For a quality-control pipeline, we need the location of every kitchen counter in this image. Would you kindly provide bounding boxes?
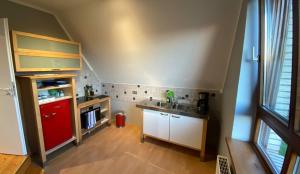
[76,95,109,106]
[136,99,209,119]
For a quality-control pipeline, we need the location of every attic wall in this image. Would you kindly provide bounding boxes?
[57,0,243,91]
[218,0,248,155]
[0,1,102,97]
[232,0,259,141]
[0,1,67,39]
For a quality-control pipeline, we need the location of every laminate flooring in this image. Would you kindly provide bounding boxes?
[45,125,216,174]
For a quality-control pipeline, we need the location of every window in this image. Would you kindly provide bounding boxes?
[253,0,300,173]
[263,0,293,121]
[273,5,293,119]
[293,156,300,174]
[258,121,287,173]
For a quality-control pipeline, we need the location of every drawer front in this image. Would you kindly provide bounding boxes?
[40,99,73,151]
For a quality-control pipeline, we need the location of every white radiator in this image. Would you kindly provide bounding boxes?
[216,155,231,174]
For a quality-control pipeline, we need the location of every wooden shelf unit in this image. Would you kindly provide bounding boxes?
[77,97,111,142]
[17,74,79,166]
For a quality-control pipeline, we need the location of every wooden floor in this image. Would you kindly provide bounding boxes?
[45,125,216,174]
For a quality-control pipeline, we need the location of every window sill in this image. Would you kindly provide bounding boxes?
[226,138,267,174]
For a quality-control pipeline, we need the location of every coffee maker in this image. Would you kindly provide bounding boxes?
[197,92,209,114]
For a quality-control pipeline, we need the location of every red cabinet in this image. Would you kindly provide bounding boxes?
[40,99,73,151]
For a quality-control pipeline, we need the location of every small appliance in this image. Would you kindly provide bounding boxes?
[197,92,209,114]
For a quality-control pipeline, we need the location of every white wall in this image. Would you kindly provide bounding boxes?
[232,0,259,141]
[56,0,242,90]
[218,0,247,155]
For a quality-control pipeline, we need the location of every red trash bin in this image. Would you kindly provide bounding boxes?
[115,112,126,127]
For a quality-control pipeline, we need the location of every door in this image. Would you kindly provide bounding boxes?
[40,99,73,151]
[143,110,169,141]
[0,18,27,155]
[170,114,203,149]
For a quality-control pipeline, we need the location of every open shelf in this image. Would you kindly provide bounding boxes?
[101,108,109,113]
[37,84,72,91]
[39,96,72,105]
[81,118,109,136]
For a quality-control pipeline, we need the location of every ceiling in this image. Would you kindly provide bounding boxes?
[9,0,243,90]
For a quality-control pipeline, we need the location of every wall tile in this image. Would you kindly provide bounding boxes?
[75,61,102,97]
[101,82,220,107]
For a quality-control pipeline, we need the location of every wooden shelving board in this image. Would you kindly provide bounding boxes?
[37,84,72,91]
[45,136,76,155]
[39,96,72,105]
[81,118,109,136]
[101,108,108,113]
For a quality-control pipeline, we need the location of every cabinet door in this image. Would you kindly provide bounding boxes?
[12,31,82,72]
[143,110,169,141]
[17,54,81,71]
[170,114,203,149]
[40,99,73,151]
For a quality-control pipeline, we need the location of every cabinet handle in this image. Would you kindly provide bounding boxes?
[160,113,168,116]
[44,114,50,118]
[52,112,57,116]
[172,115,180,118]
[51,68,61,71]
[54,105,62,109]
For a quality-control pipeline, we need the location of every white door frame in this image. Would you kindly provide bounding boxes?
[0,18,27,155]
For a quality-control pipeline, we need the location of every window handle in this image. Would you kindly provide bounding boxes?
[172,115,180,118]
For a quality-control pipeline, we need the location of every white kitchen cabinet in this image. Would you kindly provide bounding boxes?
[143,109,169,141]
[141,109,208,160]
[169,114,203,149]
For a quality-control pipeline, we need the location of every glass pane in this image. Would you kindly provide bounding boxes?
[263,0,293,120]
[294,156,300,174]
[19,55,81,69]
[258,121,287,173]
[17,35,80,54]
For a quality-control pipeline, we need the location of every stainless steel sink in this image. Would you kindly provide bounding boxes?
[156,101,187,110]
[156,101,168,107]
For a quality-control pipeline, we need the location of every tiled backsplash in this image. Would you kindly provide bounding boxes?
[75,61,102,97]
[101,82,219,106]
[101,82,221,125]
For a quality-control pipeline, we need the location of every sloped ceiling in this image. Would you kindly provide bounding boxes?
[9,0,242,91]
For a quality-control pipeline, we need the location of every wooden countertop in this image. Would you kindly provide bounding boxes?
[0,153,30,174]
[226,138,266,174]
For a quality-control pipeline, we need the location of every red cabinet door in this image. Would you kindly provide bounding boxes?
[40,99,73,151]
